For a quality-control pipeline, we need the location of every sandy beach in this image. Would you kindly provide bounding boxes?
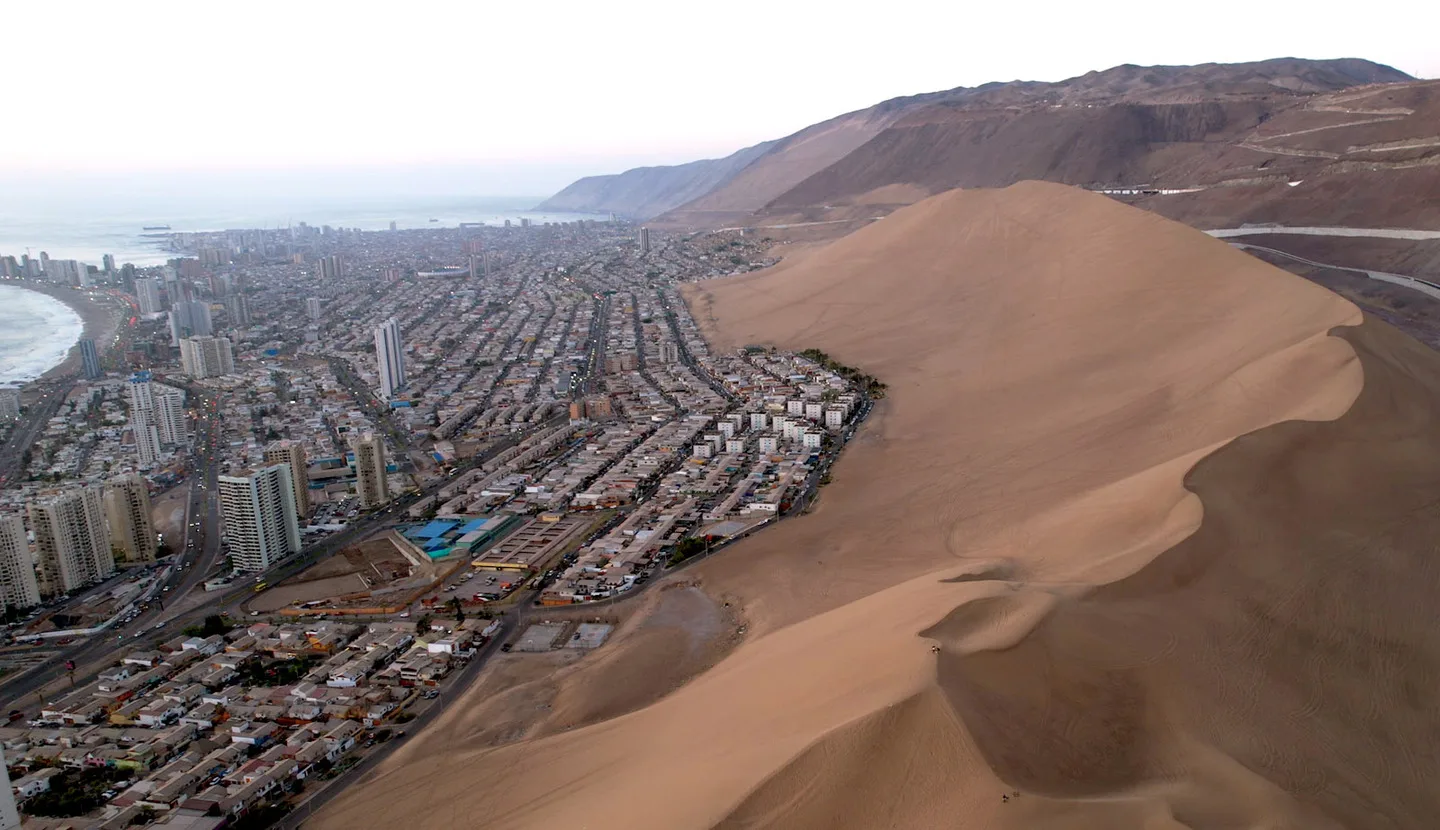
[8,279,125,382]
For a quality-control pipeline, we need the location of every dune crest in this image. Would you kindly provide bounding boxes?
[315,183,1388,829]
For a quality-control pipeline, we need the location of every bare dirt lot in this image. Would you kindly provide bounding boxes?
[251,535,437,612]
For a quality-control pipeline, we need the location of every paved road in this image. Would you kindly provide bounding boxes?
[0,385,224,710]
[1209,226,1440,241]
[1230,242,1440,302]
[0,378,73,486]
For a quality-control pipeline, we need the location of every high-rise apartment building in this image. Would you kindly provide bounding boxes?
[263,441,311,518]
[132,418,162,467]
[315,255,344,280]
[129,372,185,464]
[224,294,251,327]
[638,226,651,253]
[79,338,102,379]
[102,253,116,273]
[659,342,680,364]
[374,317,405,401]
[169,299,213,345]
[153,384,186,445]
[134,277,162,314]
[180,335,234,378]
[104,473,156,563]
[219,465,300,572]
[306,297,323,319]
[350,433,390,508]
[0,514,41,609]
[30,487,114,597]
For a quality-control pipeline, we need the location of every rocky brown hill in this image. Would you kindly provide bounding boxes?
[534,141,776,219]
[538,58,1416,224]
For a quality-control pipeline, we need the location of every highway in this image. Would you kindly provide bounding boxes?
[1208,226,1440,241]
[0,382,224,710]
[1229,242,1440,302]
[0,378,74,487]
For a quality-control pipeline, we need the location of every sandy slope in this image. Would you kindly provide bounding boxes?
[314,183,1406,829]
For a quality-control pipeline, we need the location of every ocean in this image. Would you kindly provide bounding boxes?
[0,193,600,268]
[0,285,85,386]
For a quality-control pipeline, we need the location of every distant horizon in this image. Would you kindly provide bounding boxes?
[7,0,1438,194]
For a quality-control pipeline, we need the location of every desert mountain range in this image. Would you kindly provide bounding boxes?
[539,57,1440,237]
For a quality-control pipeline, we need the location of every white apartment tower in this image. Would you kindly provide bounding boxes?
[132,420,162,467]
[180,335,235,378]
[306,297,323,319]
[153,384,187,444]
[0,515,41,609]
[30,487,114,597]
[351,433,390,508]
[134,277,162,314]
[104,473,156,563]
[129,372,185,464]
[219,464,300,572]
[169,299,213,345]
[263,440,311,518]
[374,317,406,401]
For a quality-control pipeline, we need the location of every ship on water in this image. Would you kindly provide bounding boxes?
[141,224,171,231]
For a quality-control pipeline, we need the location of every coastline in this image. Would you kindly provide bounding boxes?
[5,280,123,383]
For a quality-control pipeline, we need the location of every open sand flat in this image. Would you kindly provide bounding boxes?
[314,182,1440,829]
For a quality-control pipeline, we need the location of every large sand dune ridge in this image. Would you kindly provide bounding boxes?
[315,182,1440,829]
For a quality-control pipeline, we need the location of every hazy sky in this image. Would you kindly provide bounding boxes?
[5,0,1438,194]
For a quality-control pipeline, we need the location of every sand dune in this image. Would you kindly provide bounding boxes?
[314,182,1440,829]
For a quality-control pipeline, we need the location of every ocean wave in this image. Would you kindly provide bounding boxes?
[0,286,85,385]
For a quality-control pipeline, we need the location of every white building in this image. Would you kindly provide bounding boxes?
[749,412,767,430]
[374,317,406,401]
[802,432,824,449]
[351,433,390,508]
[0,514,41,609]
[306,297,323,319]
[134,277,162,315]
[787,400,804,416]
[132,418,162,467]
[758,435,779,455]
[154,383,187,444]
[169,299,213,345]
[0,389,20,422]
[180,335,235,378]
[29,487,114,598]
[104,473,156,563]
[0,748,21,830]
[219,465,300,572]
[824,408,845,428]
[129,372,185,463]
[805,402,824,421]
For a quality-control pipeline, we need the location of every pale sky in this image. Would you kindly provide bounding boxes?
[4,0,1438,193]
